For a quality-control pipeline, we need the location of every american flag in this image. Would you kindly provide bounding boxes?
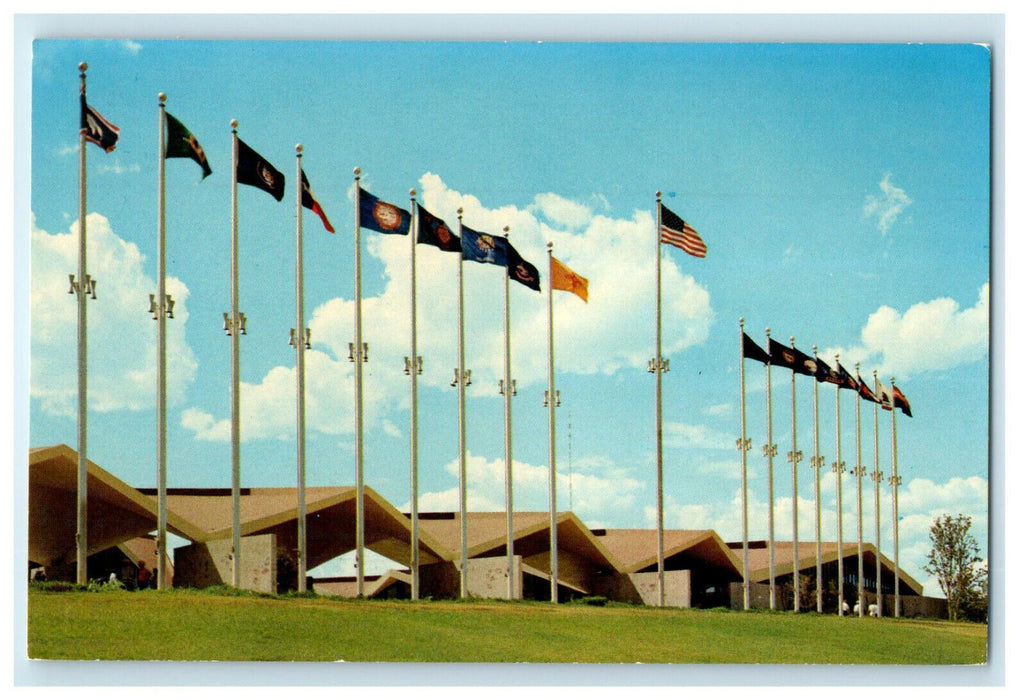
[659,203,706,258]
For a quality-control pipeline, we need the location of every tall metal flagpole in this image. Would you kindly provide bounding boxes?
[833,355,845,616]
[75,62,91,586]
[788,337,803,613]
[408,190,421,601]
[872,369,883,616]
[764,329,777,611]
[547,243,559,604]
[156,93,169,590]
[854,364,866,616]
[456,208,469,599]
[811,346,824,613]
[294,145,308,593]
[653,192,665,608]
[737,319,752,611]
[890,376,901,618]
[229,119,242,589]
[501,226,516,601]
[353,168,366,597]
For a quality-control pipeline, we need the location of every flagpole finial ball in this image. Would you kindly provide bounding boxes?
[410,189,416,197]
[790,336,795,344]
[739,317,744,325]
[765,327,771,336]
[79,62,88,73]
[296,144,303,154]
[230,119,238,129]
[656,190,662,198]
[354,167,361,177]
[503,226,510,234]
[457,207,463,216]
[813,345,818,354]
[547,242,553,251]
[158,92,167,103]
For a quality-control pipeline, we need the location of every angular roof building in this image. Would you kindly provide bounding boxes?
[28,444,931,614]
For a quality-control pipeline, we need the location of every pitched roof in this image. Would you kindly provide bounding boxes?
[595,528,743,576]
[729,540,923,595]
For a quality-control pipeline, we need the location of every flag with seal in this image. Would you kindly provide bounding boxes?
[358,187,410,235]
[236,138,284,201]
[461,226,510,266]
[836,361,859,391]
[508,245,541,292]
[815,356,842,385]
[768,337,816,375]
[417,206,461,252]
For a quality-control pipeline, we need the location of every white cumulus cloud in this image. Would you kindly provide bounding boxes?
[31,213,198,417]
[826,283,988,378]
[182,175,714,442]
[414,451,645,527]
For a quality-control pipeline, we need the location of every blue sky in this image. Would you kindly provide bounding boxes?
[25,34,992,596]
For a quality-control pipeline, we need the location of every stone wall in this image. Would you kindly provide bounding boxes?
[174,534,277,593]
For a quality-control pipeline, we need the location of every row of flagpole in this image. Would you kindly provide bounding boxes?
[738,323,912,617]
[77,68,598,598]
[79,64,913,619]
[78,65,725,607]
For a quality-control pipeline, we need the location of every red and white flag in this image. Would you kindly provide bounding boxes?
[659,202,707,258]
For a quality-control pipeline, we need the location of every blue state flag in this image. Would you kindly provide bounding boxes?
[461,225,510,267]
[359,187,411,235]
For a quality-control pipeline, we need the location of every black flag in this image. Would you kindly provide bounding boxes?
[236,137,284,201]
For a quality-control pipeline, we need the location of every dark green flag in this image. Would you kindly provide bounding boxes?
[165,112,212,178]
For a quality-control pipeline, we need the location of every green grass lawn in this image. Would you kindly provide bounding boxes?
[27,585,987,664]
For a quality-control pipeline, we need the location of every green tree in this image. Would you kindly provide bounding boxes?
[924,514,987,622]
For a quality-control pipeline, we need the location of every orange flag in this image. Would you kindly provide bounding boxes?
[551,256,588,303]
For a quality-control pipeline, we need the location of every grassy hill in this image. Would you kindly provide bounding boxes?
[27,585,987,664]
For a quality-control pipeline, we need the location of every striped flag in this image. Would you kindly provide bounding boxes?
[659,203,706,258]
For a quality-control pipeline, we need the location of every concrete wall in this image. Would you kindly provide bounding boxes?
[466,556,522,600]
[174,534,277,594]
[628,571,691,608]
[592,570,691,607]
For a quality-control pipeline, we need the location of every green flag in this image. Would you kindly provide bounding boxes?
[165,112,212,178]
